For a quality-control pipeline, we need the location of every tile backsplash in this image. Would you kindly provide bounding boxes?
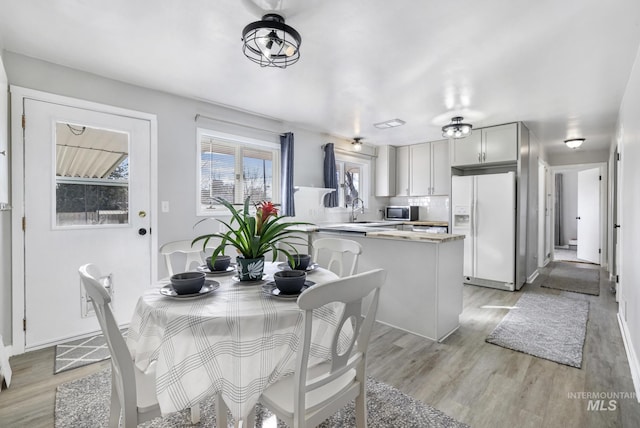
[388,195,450,222]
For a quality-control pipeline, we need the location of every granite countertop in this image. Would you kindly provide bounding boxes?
[362,230,464,243]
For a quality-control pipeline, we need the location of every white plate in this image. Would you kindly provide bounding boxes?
[197,265,235,275]
[231,273,268,283]
[160,280,220,299]
[262,281,315,299]
[276,262,319,273]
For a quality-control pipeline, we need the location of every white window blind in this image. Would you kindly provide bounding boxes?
[199,131,279,214]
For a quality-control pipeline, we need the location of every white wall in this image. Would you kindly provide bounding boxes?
[616,41,640,398]
[0,53,10,342]
[0,51,388,346]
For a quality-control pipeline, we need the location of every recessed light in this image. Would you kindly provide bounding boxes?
[374,119,406,129]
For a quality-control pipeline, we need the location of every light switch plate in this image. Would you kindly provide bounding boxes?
[161,201,170,212]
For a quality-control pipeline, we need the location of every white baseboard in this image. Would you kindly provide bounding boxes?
[527,269,539,284]
[617,312,640,403]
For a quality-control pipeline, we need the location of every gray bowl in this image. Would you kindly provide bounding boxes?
[274,270,307,294]
[170,271,206,295]
[288,254,311,271]
[206,255,231,271]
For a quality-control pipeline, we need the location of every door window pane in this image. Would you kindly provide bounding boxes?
[55,123,129,226]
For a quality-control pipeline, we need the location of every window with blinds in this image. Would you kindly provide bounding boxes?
[199,132,279,214]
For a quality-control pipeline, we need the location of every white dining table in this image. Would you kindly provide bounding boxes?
[126,262,342,423]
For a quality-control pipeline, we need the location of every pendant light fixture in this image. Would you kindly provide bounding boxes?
[242,13,301,68]
[442,116,473,139]
[352,137,363,151]
[564,138,585,149]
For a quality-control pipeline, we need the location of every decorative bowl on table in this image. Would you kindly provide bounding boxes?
[288,254,311,271]
[206,255,231,271]
[273,270,307,294]
[170,271,206,295]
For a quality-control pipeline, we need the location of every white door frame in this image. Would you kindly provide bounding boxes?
[10,86,158,355]
[549,162,607,267]
[537,159,551,267]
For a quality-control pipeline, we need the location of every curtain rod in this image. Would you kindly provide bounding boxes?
[321,143,376,158]
[195,114,284,136]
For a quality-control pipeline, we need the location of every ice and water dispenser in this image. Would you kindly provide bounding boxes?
[453,206,470,229]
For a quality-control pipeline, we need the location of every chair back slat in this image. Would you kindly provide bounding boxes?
[295,268,385,412]
[312,238,363,277]
[78,263,138,423]
[159,239,220,277]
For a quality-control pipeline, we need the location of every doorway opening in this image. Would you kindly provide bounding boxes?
[550,163,606,266]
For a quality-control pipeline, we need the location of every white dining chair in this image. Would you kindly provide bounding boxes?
[258,268,386,428]
[312,237,363,277]
[159,239,220,277]
[78,263,201,427]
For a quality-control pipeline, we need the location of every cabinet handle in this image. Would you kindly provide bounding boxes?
[483,152,486,161]
[478,152,481,162]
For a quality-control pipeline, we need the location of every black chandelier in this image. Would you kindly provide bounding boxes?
[442,116,473,139]
[241,14,301,68]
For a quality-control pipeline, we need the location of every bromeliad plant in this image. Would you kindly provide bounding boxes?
[193,197,310,274]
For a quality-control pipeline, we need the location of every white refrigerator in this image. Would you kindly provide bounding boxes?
[451,171,516,291]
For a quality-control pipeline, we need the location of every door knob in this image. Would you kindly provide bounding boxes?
[614,224,621,228]
[576,217,581,220]
[138,228,147,236]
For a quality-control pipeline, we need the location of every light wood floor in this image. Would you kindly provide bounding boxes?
[1,262,638,427]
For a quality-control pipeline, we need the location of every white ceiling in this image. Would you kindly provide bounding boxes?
[2,0,640,158]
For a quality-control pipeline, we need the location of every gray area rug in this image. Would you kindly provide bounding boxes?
[54,329,126,374]
[541,262,600,296]
[55,368,469,427]
[486,292,589,368]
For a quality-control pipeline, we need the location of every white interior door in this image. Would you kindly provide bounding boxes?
[23,98,152,348]
[577,167,600,263]
[475,172,516,284]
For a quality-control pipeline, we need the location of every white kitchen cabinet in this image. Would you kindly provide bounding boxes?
[406,140,450,196]
[396,145,410,196]
[410,143,431,196]
[375,145,396,197]
[450,122,518,167]
[431,139,451,195]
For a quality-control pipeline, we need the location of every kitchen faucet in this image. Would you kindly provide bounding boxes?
[350,197,365,222]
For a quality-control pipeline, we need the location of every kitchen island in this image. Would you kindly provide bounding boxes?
[312,228,464,342]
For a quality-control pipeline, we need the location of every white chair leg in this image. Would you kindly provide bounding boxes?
[108,380,121,428]
[190,402,201,424]
[355,382,367,428]
[216,393,228,428]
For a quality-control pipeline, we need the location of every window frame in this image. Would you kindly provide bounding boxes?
[334,152,370,209]
[196,128,281,217]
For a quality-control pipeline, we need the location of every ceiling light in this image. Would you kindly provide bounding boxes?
[442,116,473,139]
[564,138,585,149]
[352,137,363,151]
[374,119,406,129]
[242,13,301,68]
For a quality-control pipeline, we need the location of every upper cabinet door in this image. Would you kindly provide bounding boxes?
[375,145,396,197]
[450,132,482,167]
[431,139,450,195]
[482,123,518,164]
[410,143,431,196]
[395,145,410,196]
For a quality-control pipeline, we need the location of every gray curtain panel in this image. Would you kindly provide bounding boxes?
[555,173,563,246]
[280,132,295,216]
[323,143,339,207]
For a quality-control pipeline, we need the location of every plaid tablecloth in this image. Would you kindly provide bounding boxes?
[126,263,341,422]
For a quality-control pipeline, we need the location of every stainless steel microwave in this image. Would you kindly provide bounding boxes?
[385,206,419,221]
